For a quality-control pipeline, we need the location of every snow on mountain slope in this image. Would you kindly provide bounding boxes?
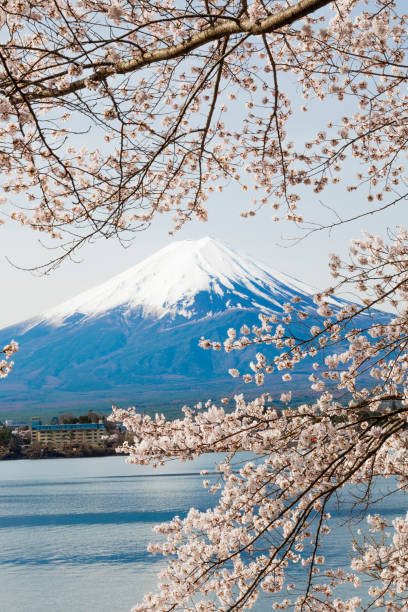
[36,237,319,326]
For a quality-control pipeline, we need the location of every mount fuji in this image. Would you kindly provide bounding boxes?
[0,237,390,419]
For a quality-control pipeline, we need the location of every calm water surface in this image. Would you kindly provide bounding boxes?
[0,455,406,612]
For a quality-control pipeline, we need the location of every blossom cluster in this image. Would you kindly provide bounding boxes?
[0,340,18,378]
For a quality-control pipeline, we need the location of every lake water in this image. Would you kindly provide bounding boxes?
[0,455,406,612]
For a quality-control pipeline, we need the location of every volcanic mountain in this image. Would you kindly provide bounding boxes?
[0,237,390,419]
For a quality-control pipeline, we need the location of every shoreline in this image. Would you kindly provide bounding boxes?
[0,447,126,461]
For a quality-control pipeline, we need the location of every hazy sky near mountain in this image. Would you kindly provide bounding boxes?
[0,79,404,329]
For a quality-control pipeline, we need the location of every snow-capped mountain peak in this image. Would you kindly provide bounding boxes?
[0,237,391,415]
[38,237,317,326]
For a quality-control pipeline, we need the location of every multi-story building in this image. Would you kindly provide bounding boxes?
[31,417,106,446]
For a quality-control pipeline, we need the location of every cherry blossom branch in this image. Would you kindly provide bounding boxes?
[13,0,332,101]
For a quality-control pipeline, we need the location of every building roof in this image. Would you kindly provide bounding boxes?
[31,423,106,431]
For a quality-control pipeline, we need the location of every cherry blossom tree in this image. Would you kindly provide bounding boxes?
[3,0,408,609]
[110,226,408,611]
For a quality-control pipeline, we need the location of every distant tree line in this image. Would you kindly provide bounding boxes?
[53,410,106,425]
